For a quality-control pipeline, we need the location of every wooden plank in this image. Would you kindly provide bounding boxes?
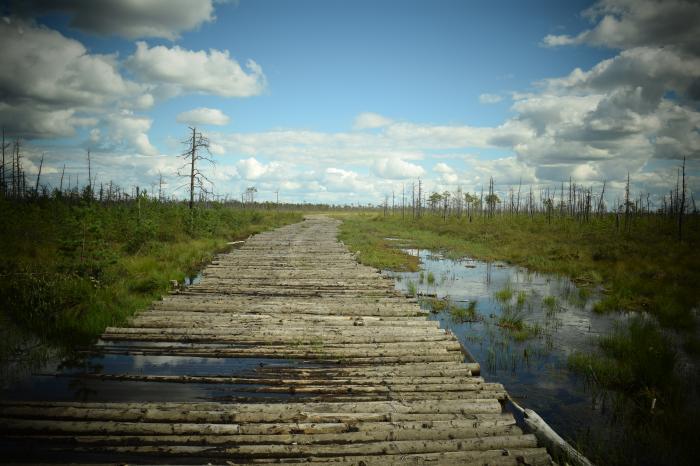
[0,216,554,464]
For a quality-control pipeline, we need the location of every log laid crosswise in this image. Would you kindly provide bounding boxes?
[0,216,553,465]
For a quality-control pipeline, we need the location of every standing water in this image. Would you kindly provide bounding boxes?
[384,248,628,455]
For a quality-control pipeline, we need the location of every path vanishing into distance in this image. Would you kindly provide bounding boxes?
[1,216,554,465]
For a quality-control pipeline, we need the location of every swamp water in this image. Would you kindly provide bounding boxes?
[384,247,627,457]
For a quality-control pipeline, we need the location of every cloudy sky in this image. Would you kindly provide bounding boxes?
[1,0,698,205]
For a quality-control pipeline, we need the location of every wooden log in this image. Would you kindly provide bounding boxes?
[43,434,538,457]
[0,399,504,415]
[219,448,553,466]
[4,424,523,445]
[51,374,489,387]
[86,349,465,363]
[0,405,514,424]
[509,399,593,466]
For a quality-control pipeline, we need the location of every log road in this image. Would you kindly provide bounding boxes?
[0,215,553,465]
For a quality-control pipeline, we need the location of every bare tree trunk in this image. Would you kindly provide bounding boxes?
[1,128,5,196]
[34,153,44,194]
[678,157,686,241]
[59,164,65,193]
[189,127,196,210]
[87,148,92,200]
[624,172,630,233]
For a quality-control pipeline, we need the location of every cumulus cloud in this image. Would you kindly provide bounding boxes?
[10,0,218,40]
[176,107,230,126]
[479,93,503,104]
[434,162,459,184]
[323,168,367,192]
[127,42,266,98]
[104,111,159,156]
[373,158,425,179]
[236,157,288,181]
[353,112,393,130]
[542,0,700,54]
[0,18,144,138]
[518,0,700,188]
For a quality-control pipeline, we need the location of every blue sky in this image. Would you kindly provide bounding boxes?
[1,0,698,205]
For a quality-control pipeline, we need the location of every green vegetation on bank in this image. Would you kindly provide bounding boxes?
[337,212,699,332]
[0,197,301,352]
[337,211,699,466]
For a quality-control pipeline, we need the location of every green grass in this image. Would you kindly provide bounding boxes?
[543,295,558,313]
[494,285,514,303]
[449,301,480,322]
[420,297,448,313]
[426,271,436,285]
[336,211,699,466]
[336,214,419,271]
[337,212,699,332]
[567,316,697,466]
[495,306,541,341]
[406,279,417,297]
[0,197,301,350]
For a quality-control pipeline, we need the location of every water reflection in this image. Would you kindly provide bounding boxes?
[384,249,627,446]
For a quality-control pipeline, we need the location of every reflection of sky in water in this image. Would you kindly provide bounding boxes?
[1,353,324,403]
[385,249,627,442]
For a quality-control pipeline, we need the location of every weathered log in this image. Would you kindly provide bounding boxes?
[509,399,594,466]
[39,434,538,457]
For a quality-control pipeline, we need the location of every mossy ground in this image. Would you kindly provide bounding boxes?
[0,197,301,349]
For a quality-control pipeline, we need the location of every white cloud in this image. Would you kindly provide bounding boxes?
[209,142,226,155]
[104,111,159,156]
[323,168,367,192]
[13,0,218,40]
[236,157,268,180]
[479,93,503,104]
[236,157,287,181]
[353,112,393,130]
[0,18,145,138]
[127,42,266,98]
[434,162,459,184]
[542,0,700,54]
[373,158,425,179]
[177,107,230,126]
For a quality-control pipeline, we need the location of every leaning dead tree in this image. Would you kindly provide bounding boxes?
[178,127,214,210]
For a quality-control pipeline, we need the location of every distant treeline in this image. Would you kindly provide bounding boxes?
[380,160,695,240]
[0,131,358,212]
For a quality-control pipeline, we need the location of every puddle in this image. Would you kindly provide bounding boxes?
[384,248,628,448]
[0,352,333,403]
[183,271,203,286]
[0,239,250,399]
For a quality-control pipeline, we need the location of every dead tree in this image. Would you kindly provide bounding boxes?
[158,171,165,202]
[178,127,214,210]
[1,128,9,196]
[34,153,44,195]
[678,157,686,241]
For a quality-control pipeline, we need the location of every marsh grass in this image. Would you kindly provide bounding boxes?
[406,279,417,297]
[337,212,699,465]
[426,271,436,285]
[0,198,301,351]
[449,301,480,322]
[494,284,514,303]
[543,295,558,314]
[337,212,699,333]
[568,315,698,466]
